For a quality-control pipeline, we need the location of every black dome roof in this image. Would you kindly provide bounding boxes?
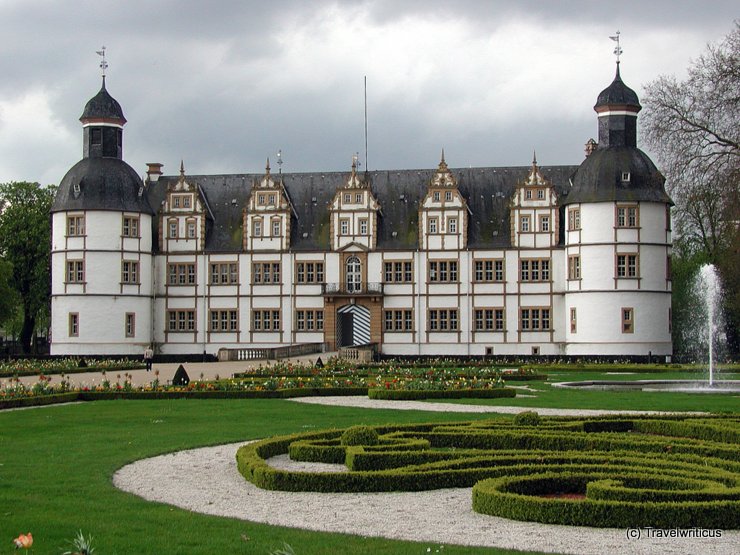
[564,146,671,205]
[594,65,641,110]
[52,157,153,213]
[80,80,126,123]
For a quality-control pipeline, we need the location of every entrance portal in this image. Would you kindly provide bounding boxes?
[336,304,371,347]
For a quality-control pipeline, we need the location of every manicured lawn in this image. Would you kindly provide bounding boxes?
[434,370,740,412]
[0,400,537,555]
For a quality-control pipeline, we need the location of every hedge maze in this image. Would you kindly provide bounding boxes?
[237,415,740,529]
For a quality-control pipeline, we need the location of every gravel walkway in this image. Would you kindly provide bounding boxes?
[113,442,737,555]
[287,395,704,416]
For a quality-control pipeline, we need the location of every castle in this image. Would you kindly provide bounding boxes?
[50,62,673,357]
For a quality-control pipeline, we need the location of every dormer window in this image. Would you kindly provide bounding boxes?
[269,194,276,205]
[258,194,266,205]
[173,196,180,208]
[253,218,262,237]
[445,191,452,202]
[355,193,362,203]
[433,191,440,202]
[525,190,532,200]
[448,217,457,234]
[183,196,191,208]
[622,172,631,182]
[344,193,351,203]
[271,218,281,237]
[537,189,545,199]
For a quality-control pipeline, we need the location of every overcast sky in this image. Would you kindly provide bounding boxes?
[0,1,737,185]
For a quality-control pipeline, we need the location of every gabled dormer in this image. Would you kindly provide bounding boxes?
[419,151,469,250]
[328,157,381,252]
[243,159,294,251]
[510,154,558,248]
[159,162,210,252]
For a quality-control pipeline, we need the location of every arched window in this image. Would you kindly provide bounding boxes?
[345,256,361,293]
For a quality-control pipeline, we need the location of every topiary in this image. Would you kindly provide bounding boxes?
[340,425,379,446]
[514,410,541,426]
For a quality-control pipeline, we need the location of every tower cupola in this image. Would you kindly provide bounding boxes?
[80,77,126,159]
[594,63,641,148]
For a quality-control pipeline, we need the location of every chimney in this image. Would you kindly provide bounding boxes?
[146,163,163,182]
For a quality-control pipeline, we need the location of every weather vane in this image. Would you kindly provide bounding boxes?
[277,149,283,175]
[609,31,622,63]
[96,46,108,77]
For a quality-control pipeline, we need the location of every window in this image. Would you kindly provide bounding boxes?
[568,255,581,280]
[355,193,363,203]
[384,309,413,332]
[539,215,550,232]
[210,262,239,284]
[537,189,545,199]
[67,215,85,236]
[269,194,276,205]
[428,260,458,283]
[520,215,530,232]
[209,309,239,332]
[520,259,550,282]
[622,307,634,334]
[66,260,85,283]
[525,189,532,200]
[183,195,191,208]
[258,194,266,205]
[474,259,504,282]
[616,205,639,228]
[173,196,180,208]
[340,218,350,235]
[121,260,139,284]
[91,128,102,145]
[296,309,325,331]
[168,219,178,238]
[383,261,413,283]
[296,262,324,284]
[186,220,196,239]
[433,191,440,202]
[666,206,672,232]
[253,309,280,331]
[520,308,551,331]
[448,218,457,234]
[359,218,368,235]
[570,307,577,333]
[473,308,505,331]
[171,194,192,209]
[568,208,581,230]
[252,262,281,284]
[125,313,135,337]
[272,219,281,237]
[69,313,79,337]
[428,217,438,234]
[616,254,639,278]
[253,218,262,237]
[122,215,139,238]
[344,193,351,203]
[621,172,631,182]
[167,310,196,332]
[445,190,452,202]
[667,255,672,280]
[428,309,458,331]
[167,263,196,285]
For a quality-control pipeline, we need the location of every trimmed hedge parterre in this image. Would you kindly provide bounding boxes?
[236,414,740,529]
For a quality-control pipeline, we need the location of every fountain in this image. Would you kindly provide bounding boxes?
[555,263,739,394]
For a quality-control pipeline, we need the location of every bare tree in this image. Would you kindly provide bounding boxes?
[642,22,739,259]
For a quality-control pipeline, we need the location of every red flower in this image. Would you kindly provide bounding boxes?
[13,532,33,549]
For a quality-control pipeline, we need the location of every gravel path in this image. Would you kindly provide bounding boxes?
[113,442,737,555]
[287,395,704,416]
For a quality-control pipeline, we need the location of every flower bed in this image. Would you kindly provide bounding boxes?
[236,415,740,528]
[0,357,143,378]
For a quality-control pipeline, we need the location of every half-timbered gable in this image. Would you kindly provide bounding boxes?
[419,152,469,251]
[243,160,294,252]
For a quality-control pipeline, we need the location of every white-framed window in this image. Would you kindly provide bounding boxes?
[272,218,281,237]
[537,189,545,199]
[340,218,350,235]
[520,259,550,282]
[167,310,196,332]
[252,262,281,284]
[355,193,363,203]
[568,208,581,230]
[66,260,85,283]
[344,193,351,203]
[428,217,438,234]
[384,309,413,332]
[295,309,325,331]
[252,309,281,332]
[295,262,324,284]
[258,194,266,205]
[568,255,581,280]
[520,215,530,232]
[428,260,458,283]
[168,219,178,238]
[616,254,639,278]
[473,308,505,331]
[433,191,440,202]
[67,215,85,237]
[570,307,577,333]
[616,205,639,228]
[445,191,452,202]
[125,312,135,338]
[539,215,550,232]
[253,218,262,237]
[121,260,139,284]
[167,263,196,285]
[210,262,239,284]
[209,309,239,332]
[269,194,276,205]
[186,220,196,239]
[69,313,79,337]
[122,215,139,238]
[383,261,413,283]
[448,217,457,234]
[428,309,458,331]
[359,218,368,235]
[474,259,504,282]
[520,307,551,331]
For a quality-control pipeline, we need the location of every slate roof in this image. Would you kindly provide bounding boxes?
[80,80,126,123]
[52,157,153,214]
[564,146,672,206]
[595,65,641,110]
[148,165,579,253]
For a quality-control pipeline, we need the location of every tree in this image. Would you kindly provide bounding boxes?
[0,258,19,326]
[642,23,740,356]
[0,182,56,353]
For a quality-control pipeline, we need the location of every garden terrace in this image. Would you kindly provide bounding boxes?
[237,415,740,529]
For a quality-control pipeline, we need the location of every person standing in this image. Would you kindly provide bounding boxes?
[144,345,154,372]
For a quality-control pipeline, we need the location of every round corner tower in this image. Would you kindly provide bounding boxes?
[562,63,673,356]
[50,78,154,355]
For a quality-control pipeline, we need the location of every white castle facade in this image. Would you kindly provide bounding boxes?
[50,64,673,357]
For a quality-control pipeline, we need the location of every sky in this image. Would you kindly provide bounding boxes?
[0,1,737,185]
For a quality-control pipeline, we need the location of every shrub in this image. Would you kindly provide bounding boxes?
[513,411,541,426]
[341,425,379,446]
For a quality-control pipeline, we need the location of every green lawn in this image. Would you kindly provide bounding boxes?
[432,370,740,412]
[0,400,537,555]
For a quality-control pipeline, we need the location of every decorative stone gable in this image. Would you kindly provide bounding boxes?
[243,159,293,251]
[160,161,208,252]
[510,154,558,249]
[328,157,381,252]
[419,151,468,250]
